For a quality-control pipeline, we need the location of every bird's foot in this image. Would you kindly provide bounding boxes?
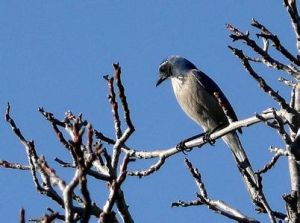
[176,133,207,153]
[176,140,192,154]
[203,132,216,145]
[202,125,227,146]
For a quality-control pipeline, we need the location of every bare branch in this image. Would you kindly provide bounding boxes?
[127,110,279,176]
[94,129,115,145]
[279,77,296,88]
[80,174,91,223]
[113,63,135,132]
[63,169,80,222]
[228,6,300,221]
[227,24,300,78]
[262,109,293,145]
[86,123,93,154]
[251,18,300,66]
[54,158,75,168]
[105,64,135,174]
[171,199,202,207]
[103,75,122,139]
[0,160,30,170]
[128,156,165,177]
[5,102,28,144]
[228,46,294,111]
[184,158,208,198]
[256,146,288,175]
[29,209,65,223]
[115,189,134,223]
[103,154,132,213]
[38,107,71,151]
[284,0,300,53]
[5,103,54,198]
[172,158,259,223]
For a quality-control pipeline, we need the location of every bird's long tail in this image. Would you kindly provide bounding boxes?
[222,132,259,199]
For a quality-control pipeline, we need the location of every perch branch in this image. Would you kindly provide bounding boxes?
[127,109,280,176]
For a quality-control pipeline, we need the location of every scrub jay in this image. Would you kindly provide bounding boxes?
[156,55,258,188]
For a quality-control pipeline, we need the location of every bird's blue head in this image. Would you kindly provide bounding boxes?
[156,56,197,86]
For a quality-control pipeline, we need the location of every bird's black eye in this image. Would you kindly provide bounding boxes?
[159,62,171,75]
[159,65,165,73]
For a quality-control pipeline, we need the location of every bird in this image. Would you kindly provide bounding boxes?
[156,55,258,195]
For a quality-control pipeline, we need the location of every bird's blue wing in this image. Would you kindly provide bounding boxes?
[191,69,242,133]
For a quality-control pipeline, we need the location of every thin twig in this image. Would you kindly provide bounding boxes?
[38,107,71,151]
[256,147,286,175]
[279,77,296,88]
[227,24,300,78]
[228,46,294,112]
[113,63,135,132]
[103,75,122,139]
[0,160,30,170]
[106,64,135,174]
[251,18,300,66]
[284,0,300,53]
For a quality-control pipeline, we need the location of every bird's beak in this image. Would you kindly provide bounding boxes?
[156,74,168,87]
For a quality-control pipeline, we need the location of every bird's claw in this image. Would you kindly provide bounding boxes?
[203,132,215,145]
[176,130,215,153]
[176,141,192,154]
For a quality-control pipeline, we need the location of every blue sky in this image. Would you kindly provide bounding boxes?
[0,1,294,222]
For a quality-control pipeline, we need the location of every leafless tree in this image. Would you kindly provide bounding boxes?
[2,1,300,222]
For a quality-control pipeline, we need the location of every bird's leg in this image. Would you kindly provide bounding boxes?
[203,123,228,145]
[176,123,228,153]
[176,131,214,152]
[203,131,216,145]
[176,130,218,153]
[176,133,206,154]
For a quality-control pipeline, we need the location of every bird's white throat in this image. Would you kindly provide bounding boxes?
[171,76,185,93]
